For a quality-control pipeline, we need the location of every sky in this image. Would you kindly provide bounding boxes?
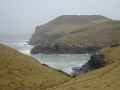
[0,0,120,39]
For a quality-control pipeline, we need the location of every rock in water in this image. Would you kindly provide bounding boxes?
[71,52,105,76]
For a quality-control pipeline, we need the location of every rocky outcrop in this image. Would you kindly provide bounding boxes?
[71,52,105,77]
[46,46,120,90]
[31,44,100,54]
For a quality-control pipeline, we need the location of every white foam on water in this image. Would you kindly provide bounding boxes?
[33,54,90,74]
[1,40,91,75]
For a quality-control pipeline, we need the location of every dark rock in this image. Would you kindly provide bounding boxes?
[31,44,100,54]
[88,52,105,70]
[71,52,105,77]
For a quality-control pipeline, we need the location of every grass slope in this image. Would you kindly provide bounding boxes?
[46,46,120,90]
[30,15,111,45]
[0,44,70,90]
[60,21,120,47]
[30,15,120,54]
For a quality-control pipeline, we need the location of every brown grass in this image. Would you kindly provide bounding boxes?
[46,46,120,90]
[0,44,71,90]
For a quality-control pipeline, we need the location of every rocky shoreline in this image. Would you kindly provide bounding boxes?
[39,51,106,77]
[30,42,106,77]
[31,44,100,54]
[1,43,120,90]
[31,44,106,77]
[71,52,105,77]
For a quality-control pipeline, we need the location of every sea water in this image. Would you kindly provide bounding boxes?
[1,40,91,75]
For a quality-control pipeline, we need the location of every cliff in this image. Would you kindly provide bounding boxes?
[30,15,120,53]
[30,15,120,54]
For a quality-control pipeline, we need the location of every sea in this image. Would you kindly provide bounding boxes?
[0,39,91,75]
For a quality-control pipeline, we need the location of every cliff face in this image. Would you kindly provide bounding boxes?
[0,44,70,90]
[30,15,120,54]
[46,46,120,90]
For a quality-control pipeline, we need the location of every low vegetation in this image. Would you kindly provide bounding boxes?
[30,15,111,46]
[0,41,120,90]
[1,15,120,90]
[0,44,71,90]
[60,21,120,48]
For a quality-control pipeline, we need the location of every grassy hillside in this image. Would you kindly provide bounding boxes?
[46,46,120,90]
[30,15,110,46]
[60,21,120,47]
[0,44,70,90]
[30,15,120,54]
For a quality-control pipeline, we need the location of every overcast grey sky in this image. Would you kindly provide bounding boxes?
[0,0,120,36]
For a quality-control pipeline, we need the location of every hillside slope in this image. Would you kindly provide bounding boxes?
[46,46,120,90]
[30,15,110,45]
[60,21,120,47]
[30,15,120,54]
[0,44,70,90]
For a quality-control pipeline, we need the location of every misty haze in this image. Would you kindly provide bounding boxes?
[0,0,120,40]
[0,0,120,90]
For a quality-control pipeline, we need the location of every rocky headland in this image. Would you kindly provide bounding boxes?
[1,15,120,90]
[29,15,120,54]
